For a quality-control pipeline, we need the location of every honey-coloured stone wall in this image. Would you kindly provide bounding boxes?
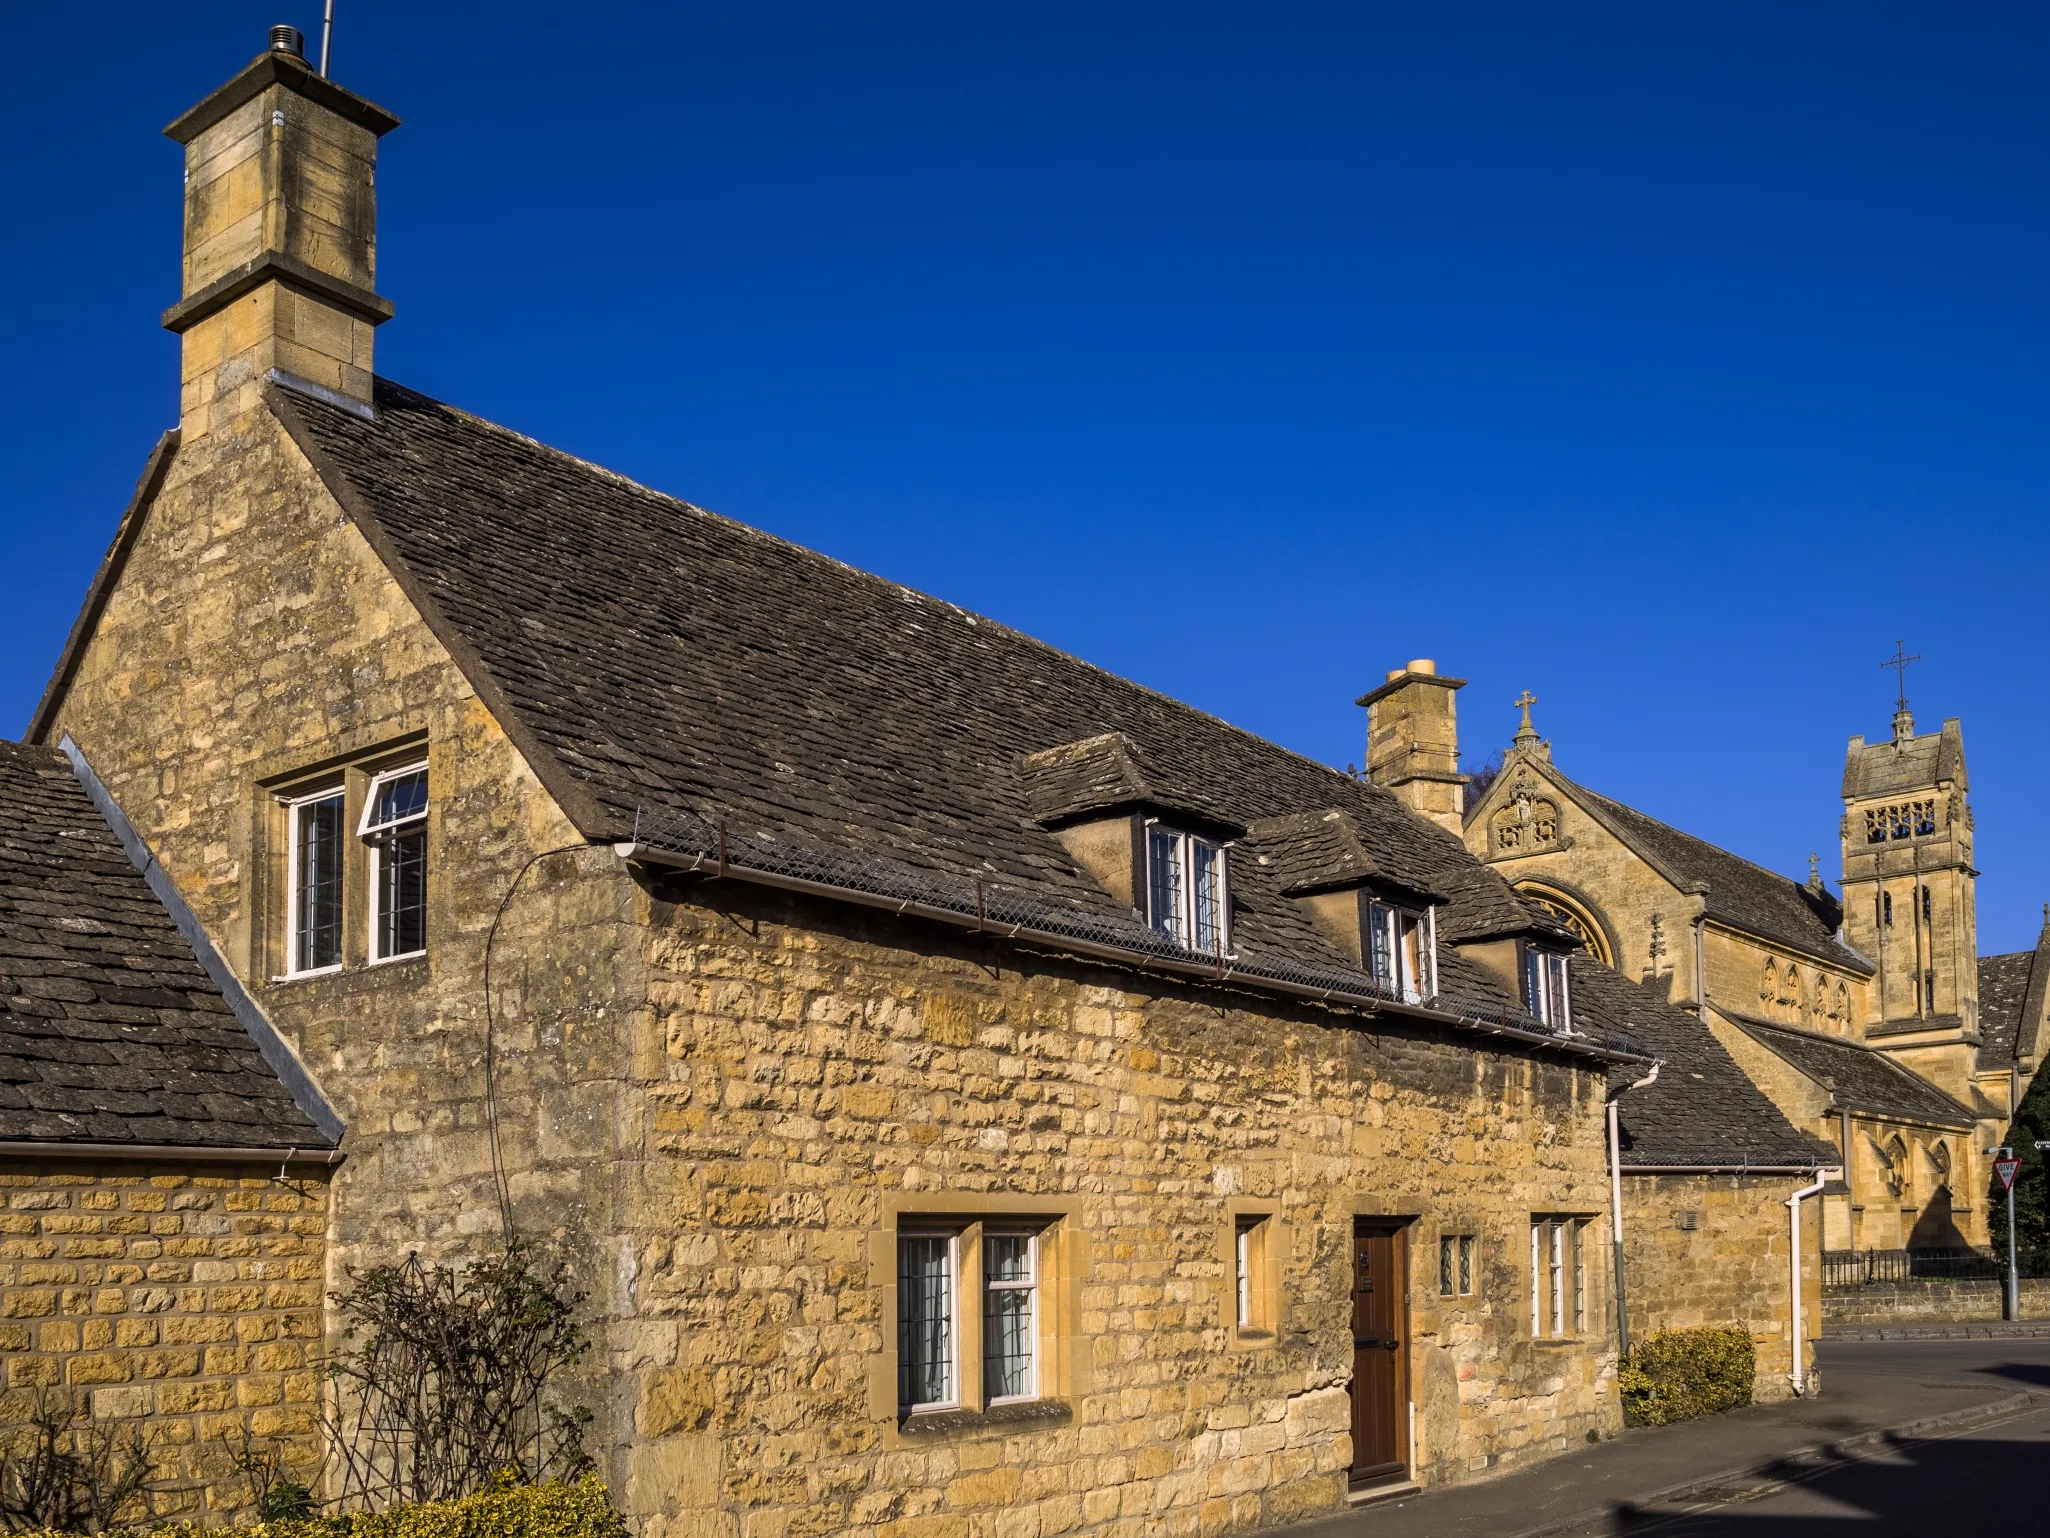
[0,1159,329,1520]
[1620,1173,1817,1403]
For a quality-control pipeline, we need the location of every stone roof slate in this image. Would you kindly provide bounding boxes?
[1978,949,2036,1066]
[0,741,329,1149]
[1842,720,1966,801]
[1563,778,1869,974]
[1716,1008,1978,1130]
[1572,962,1835,1169]
[274,380,1576,1024]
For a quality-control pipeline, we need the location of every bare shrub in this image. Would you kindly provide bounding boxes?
[0,1392,151,1534]
[322,1240,593,1509]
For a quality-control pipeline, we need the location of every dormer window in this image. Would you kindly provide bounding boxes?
[1146,825,1229,954]
[1523,947,1572,1027]
[1366,900,1435,1003]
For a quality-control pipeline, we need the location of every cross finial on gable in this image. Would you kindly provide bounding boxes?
[1511,690,1544,756]
[1808,851,1821,888]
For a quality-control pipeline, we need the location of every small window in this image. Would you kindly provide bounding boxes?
[1523,948,1571,1026]
[1920,885,1932,922]
[1530,1217,1588,1338]
[1146,825,1229,955]
[1233,1214,1275,1333]
[1368,901,1435,1002]
[361,764,428,962]
[286,790,345,975]
[983,1232,1037,1404]
[1438,1234,1475,1297]
[1882,891,1893,928]
[898,1231,958,1412]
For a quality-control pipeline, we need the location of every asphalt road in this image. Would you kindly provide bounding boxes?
[1557,1338,2050,1538]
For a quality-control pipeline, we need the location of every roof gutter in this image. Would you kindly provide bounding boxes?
[0,1142,342,1166]
[1620,1163,1827,1175]
[614,840,1653,1064]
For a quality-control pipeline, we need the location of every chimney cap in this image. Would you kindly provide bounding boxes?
[1356,664,1467,708]
[269,24,305,57]
[165,41,400,143]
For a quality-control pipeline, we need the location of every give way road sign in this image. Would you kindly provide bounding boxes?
[1995,1157,2022,1193]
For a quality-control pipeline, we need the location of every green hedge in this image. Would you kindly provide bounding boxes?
[22,1476,626,1538]
[1618,1326,1756,1426]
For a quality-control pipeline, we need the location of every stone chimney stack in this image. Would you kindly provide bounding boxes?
[162,27,399,437]
[1358,659,1468,835]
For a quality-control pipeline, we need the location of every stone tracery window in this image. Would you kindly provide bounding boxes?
[1865,800,1938,844]
[1514,882,1612,967]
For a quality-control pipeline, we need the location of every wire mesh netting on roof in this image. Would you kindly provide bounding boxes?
[628,803,1647,1061]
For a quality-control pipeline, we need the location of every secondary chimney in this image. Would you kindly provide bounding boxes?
[161,27,400,435]
[1357,659,1468,835]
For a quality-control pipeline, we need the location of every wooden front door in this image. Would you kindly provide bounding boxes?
[1349,1219,1409,1488]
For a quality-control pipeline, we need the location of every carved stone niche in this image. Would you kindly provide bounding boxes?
[1242,808,1442,966]
[1490,768,1561,855]
[1017,732,1242,910]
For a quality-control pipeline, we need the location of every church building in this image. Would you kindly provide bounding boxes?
[1453,680,2046,1255]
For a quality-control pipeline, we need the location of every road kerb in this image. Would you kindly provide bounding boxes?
[1488,1390,2036,1538]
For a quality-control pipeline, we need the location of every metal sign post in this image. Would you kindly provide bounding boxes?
[1993,1148,2021,1320]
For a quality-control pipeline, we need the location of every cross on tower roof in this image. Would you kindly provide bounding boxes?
[1882,640,1920,714]
[1881,640,1921,744]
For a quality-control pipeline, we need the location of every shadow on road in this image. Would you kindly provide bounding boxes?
[1614,1417,2048,1535]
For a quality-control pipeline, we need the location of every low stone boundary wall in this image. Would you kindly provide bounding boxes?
[1823,1277,2050,1327]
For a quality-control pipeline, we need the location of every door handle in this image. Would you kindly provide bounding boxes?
[1383,1338,1400,1352]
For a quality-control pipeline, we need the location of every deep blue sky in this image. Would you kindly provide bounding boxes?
[5,3,2047,951]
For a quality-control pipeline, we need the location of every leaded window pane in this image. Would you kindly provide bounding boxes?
[293,794,344,972]
[1191,841,1221,954]
[375,825,428,959]
[899,1235,953,1408]
[983,1234,1034,1402]
[366,768,428,830]
[1148,828,1182,943]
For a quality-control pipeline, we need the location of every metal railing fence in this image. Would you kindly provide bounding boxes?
[1823,1247,2050,1287]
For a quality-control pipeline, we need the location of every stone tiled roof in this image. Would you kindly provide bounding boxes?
[0,741,330,1148]
[274,380,1577,1024]
[1842,720,1965,801]
[1562,778,1870,975]
[1978,938,2047,1068]
[1572,962,1835,1169]
[1715,1008,1978,1130]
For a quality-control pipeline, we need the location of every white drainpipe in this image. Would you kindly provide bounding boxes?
[1608,1062,1662,1354]
[1786,1167,1836,1396]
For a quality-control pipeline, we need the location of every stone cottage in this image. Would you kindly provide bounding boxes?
[17,27,1852,1536]
[0,738,337,1517]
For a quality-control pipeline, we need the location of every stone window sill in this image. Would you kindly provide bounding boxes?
[899,1399,1072,1436]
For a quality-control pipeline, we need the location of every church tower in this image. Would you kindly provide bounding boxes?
[1837,672,1978,1088]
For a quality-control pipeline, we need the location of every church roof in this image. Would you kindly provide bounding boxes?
[0,741,332,1150]
[1713,1008,1978,1130]
[1979,922,2050,1069]
[1842,719,1966,801]
[1569,962,1837,1170]
[266,379,1622,1055]
[1559,779,1871,975]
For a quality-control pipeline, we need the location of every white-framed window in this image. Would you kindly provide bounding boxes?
[1530,1217,1587,1338]
[284,787,346,976]
[898,1224,1048,1413]
[360,763,428,962]
[1438,1234,1475,1297]
[1523,946,1571,1027]
[1367,900,1436,1003]
[983,1232,1037,1404]
[1146,824,1229,954]
[898,1230,958,1411]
